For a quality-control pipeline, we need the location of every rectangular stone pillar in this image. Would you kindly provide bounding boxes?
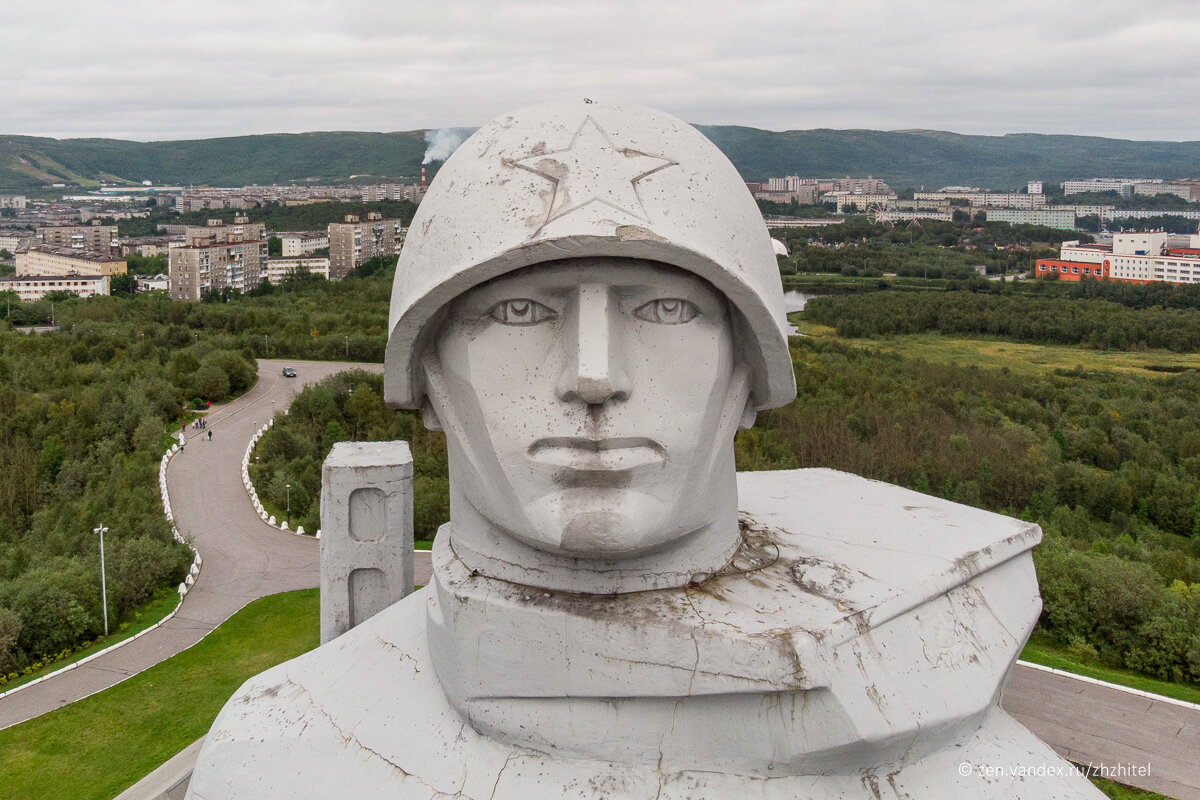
[320,441,414,644]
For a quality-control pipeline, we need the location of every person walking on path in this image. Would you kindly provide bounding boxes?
[208,430,213,441]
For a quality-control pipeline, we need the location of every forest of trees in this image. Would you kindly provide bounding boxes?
[771,218,1084,279]
[741,338,1200,683]
[250,371,448,542]
[0,258,399,681]
[803,290,1200,352]
[0,311,245,680]
[5,244,1200,691]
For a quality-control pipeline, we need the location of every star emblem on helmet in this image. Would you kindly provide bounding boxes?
[512,116,677,229]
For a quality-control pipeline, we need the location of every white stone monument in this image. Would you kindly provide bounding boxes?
[187,102,1103,799]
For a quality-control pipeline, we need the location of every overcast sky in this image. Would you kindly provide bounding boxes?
[3,0,1198,142]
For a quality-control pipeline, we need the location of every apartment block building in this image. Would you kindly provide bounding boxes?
[15,248,127,277]
[280,231,330,257]
[1062,179,1138,196]
[1133,181,1200,202]
[752,185,819,205]
[265,257,330,284]
[36,222,118,253]
[913,191,1046,209]
[830,176,891,194]
[168,217,267,301]
[0,195,27,209]
[0,273,110,301]
[984,208,1076,229]
[327,213,403,279]
[0,233,29,254]
[835,192,896,213]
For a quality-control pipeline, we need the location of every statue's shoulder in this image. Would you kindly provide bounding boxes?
[188,590,455,798]
[736,467,1041,573]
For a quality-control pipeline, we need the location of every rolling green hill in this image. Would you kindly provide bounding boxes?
[695,127,1200,189]
[2,126,1197,193]
[0,131,429,192]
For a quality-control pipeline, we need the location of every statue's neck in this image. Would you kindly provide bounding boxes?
[444,490,742,594]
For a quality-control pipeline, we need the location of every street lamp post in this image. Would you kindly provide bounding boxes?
[94,524,109,637]
[285,484,291,527]
[345,335,349,358]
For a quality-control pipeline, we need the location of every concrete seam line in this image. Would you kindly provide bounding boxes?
[1015,659,1200,712]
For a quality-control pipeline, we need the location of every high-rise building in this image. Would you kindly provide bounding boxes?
[168,217,267,301]
[327,213,403,278]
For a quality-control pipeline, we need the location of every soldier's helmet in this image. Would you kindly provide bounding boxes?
[385,101,796,411]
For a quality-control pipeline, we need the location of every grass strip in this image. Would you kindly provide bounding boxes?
[0,588,319,800]
[1020,633,1200,706]
[0,588,181,694]
[1092,776,1175,799]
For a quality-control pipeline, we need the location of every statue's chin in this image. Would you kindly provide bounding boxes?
[505,490,686,560]
[559,511,636,556]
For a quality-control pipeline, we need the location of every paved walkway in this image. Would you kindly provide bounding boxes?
[0,359,400,730]
[1004,664,1200,800]
[1,361,1196,800]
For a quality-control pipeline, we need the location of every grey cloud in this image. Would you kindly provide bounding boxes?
[2,0,1198,141]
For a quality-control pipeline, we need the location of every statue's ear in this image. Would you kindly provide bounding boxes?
[421,398,443,431]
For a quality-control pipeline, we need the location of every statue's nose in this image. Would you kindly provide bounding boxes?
[556,284,632,406]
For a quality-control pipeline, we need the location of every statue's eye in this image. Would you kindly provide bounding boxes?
[632,299,699,325]
[488,299,557,326]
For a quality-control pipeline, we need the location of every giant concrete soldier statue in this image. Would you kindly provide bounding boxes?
[187,102,1103,799]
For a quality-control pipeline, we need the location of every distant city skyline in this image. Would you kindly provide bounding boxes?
[4,0,1199,142]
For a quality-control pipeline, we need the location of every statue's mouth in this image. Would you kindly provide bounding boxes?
[528,437,666,470]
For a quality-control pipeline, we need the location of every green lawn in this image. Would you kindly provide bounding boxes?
[1093,776,1174,799]
[790,319,1200,379]
[1020,632,1200,707]
[0,588,181,694]
[0,589,319,800]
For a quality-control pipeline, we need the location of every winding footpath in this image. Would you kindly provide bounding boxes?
[0,359,428,731]
[0,360,1196,799]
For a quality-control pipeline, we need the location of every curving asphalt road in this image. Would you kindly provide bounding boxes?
[0,359,434,731]
[0,361,1196,800]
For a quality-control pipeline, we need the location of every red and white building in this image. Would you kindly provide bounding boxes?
[1035,232,1200,284]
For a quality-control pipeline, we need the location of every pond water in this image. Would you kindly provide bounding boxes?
[783,291,820,312]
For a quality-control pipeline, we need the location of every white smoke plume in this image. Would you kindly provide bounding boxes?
[422,128,468,165]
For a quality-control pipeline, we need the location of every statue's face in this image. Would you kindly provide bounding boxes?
[424,258,748,559]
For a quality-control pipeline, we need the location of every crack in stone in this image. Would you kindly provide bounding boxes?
[488,752,521,800]
[281,671,457,798]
